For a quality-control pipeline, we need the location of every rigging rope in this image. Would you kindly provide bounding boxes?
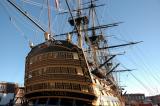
[128,71,154,95]
[120,63,156,95]
[123,43,160,86]
[134,46,160,84]
[10,17,29,42]
[0,1,30,42]
[107,0,160,92]
[93,6,103,34]
[38,0,45,22]
[120,52,158,94]
[22,0,55,11]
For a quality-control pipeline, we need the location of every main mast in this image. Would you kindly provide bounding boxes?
[67,0,89,48]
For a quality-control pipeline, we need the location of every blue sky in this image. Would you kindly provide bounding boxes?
[106,0,160,96]
[0,0,160,96]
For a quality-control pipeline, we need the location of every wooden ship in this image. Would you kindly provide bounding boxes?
[4,0,141,105]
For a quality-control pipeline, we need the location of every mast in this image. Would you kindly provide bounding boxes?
[77,0,83,48]
[47,0,52,35]
[7,0,54,41]
[90,0,96,36]
[66,0,89,48]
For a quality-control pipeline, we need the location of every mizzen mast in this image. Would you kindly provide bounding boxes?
[47,0,52,36]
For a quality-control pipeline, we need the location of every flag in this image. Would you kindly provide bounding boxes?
[55,0,59,9]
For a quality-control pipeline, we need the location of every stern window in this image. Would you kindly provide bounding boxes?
[73,53,79,59]
[76,68,83,75]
